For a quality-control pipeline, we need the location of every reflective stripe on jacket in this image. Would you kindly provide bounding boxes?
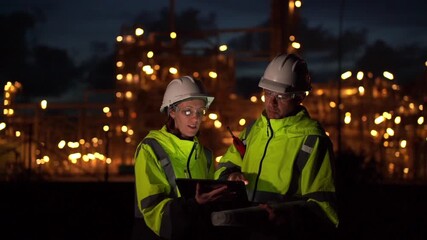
[134,126,214,238]
[215,108,339,227]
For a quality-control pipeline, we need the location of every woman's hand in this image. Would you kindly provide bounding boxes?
[195,183,228,205]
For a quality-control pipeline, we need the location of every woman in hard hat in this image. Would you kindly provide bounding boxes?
[133,76,226,240]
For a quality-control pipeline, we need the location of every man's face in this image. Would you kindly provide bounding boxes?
[263,89,301,119]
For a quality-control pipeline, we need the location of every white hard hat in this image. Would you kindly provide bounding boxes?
[160,76,214,113]
[259,53,311,93]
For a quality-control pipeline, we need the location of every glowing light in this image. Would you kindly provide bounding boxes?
[383,133,389,139]
[344,88,358,96]
[208,113,218,120]
[116,74,123,81]
[386,128,395,136]
[121,125,128,133]
[116,36,123,42]
[370,130,378,137]
[170,32,177,39]
[169,67,178,75]
[58,140,66,149]
[358,86,365,96]
[400,140,407,148]
[103,107,110,113]
[341,71,352,80]
[82,155,90,162]
[215,156,222,163]
[329,101,336,108]
[126,73,132,82]
[394,116,401,124]
[116,61,123,68]
[356,71,364,80]
[0,122,6,131]
[383,71,394,80]
[103,125,110,132]
[147,51,154,58]
[383,141,389,147]
[40,100,47,110]
[295,0,302,7]
[209,71,218,79]
[125,91,133,99]
[250,96,257,103]
[382,112,392,120]
[344,112,351,124]
[135,28,144,36]
[214,120,222,128]
[239,118,246,126]
[219,45,228,51]
[68,153,82,161]
[374,116,385,125]
[67,142,79,148]
[291,42,301,49]
[418,116,424,125]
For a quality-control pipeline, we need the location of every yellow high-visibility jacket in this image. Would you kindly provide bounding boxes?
[134,126,214,239]
[215,108,339,228]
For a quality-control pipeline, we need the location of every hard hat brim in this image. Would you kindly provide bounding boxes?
[160,95,214,113]
[259,77,293,93]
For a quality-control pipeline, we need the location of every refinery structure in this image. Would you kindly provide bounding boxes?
[1,0,427,182]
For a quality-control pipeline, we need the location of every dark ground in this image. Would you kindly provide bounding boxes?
[1,181,426,240]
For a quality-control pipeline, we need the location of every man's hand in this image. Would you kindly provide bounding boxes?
[259,204,287,226]
[227,172,248,185]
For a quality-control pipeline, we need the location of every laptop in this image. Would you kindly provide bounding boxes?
[175,178,250,209]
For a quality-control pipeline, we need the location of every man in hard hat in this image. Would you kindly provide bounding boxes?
[215,54,339,239]
[133,76,228,240]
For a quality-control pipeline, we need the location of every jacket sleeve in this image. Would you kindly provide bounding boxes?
[134,143,212,239]
[298,136,339,227]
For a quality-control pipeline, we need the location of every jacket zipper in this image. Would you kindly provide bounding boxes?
[252,118,274,202]
[186,142,197,179]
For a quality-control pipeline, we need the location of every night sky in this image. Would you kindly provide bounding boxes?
[1,0,427,99]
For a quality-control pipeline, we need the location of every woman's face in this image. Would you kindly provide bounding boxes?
[170,99,207,138]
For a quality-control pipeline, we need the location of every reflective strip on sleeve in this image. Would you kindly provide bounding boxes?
[296,135,318,173]
[142,138,177,197]
[141,193,168,209]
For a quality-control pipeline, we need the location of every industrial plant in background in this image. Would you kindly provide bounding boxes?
[1,0,426,183]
